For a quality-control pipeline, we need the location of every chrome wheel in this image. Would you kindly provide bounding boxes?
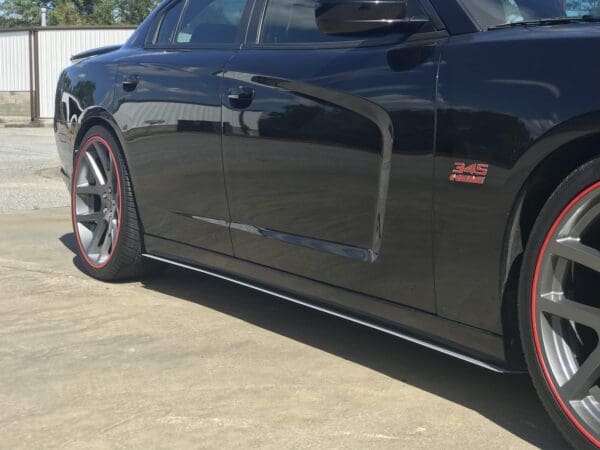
[72,136,121,269]
[533,181,600,446]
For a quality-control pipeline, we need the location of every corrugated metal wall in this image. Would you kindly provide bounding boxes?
[0,31,31,91]
[37,28,134,118]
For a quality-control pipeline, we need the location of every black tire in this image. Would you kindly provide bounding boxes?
[520,157,600,450]
[71,125,154,281]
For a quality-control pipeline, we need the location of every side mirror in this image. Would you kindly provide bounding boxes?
[315,0,429,36]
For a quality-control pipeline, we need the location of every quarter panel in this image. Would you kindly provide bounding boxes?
[55,53,123,187]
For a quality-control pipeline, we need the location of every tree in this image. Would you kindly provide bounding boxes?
[0,0,159,27]
[0,0,50,27]
[50,0,119,25]
[116,0,157,24]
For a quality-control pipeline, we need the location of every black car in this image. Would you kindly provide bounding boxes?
[54,0,600,446]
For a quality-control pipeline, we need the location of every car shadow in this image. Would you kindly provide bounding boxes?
[59,233,569,449]
[60,233,88,273]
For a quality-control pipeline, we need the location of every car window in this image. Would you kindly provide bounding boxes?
[459,0,600,29]
[156,1,185,45]
[175,0,250,44]
[260,0,426,44]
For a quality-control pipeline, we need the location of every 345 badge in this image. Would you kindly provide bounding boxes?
[449,162,489,185]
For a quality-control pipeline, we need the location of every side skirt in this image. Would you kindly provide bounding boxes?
[142,235,520,374]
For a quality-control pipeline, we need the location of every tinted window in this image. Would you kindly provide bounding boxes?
[459,0,600,29]
[260,0,426,44]
[156,1,184,45]
[261,0,354,44]
[176,0,249,44]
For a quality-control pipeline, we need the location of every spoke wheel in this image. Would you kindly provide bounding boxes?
[72,135,122,269]
[532,180,600,446]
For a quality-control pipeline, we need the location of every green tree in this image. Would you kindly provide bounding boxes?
[116,0,157,24]
[0,0,158,27]
[93,0,118,24]
[0,0,50,26]
[50,0,119,25]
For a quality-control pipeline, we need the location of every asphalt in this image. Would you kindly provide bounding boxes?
[0,128,570,449]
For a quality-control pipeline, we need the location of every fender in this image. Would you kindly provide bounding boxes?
[503,109,600,283]
[505,110,600,191]
[500,111,600,369]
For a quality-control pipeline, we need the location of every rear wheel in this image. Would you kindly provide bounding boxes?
[520,158,600,449]
[71,126,149,281]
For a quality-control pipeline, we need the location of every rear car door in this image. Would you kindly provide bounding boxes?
[115,0,253,255]
[221,0,444,311]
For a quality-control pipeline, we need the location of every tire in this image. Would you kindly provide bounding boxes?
[71,125,153,281]
[520,157,600,449]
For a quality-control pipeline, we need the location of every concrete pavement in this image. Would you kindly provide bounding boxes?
[0,127,69,213]
[0,128,569,449]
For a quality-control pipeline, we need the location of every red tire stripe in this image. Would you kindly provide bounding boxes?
[71,135,123,270]
[531,181,600,447]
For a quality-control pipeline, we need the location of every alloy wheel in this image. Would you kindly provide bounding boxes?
[72,136,122,269]
[533,181,600,446]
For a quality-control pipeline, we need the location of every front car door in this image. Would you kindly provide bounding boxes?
[115,0,253,255]
[221,0,444,311]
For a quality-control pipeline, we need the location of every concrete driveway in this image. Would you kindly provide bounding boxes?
[0,128,569,449]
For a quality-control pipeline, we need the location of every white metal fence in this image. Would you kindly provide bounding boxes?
[0,27,135,120]
[0,31,30,92]
[37,28,134,118]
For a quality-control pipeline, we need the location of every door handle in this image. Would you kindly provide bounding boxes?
[122,75,140,91]
[228,86,255,107]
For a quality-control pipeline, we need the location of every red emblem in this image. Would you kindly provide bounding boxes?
[449,162,489,185]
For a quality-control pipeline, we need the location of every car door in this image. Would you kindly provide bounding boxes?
[114,0,253,255]
[221,0,443,311]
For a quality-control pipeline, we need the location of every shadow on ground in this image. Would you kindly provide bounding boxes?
[60,233,570,449]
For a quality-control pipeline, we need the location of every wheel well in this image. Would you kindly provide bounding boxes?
[74,116,124,155]
[502,132,600,369]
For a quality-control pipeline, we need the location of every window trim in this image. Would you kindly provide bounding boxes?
[146,0,186,47]
[426,0,479,34]
[145,0,257,50]
[246,0,444,50]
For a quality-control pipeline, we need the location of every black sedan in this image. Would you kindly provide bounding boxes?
[54,0,600,447]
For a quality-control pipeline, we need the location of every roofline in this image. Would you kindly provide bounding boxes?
[0,25,137,33]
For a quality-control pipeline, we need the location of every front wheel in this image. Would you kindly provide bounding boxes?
[520,158,600,449]
[71,125,148,281]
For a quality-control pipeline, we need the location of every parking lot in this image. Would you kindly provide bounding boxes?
[0,127,569,449]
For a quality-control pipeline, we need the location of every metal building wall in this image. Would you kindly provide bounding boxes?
[0,31,31,92]
[37,28,134,118]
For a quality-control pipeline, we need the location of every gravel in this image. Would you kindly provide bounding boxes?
[0,128,69,213]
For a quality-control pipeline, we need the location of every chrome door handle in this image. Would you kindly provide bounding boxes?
[122,75,140,91]
[228,86,255,107]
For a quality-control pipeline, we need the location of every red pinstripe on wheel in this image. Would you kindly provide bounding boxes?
[531,181,600,448]
[71,135,123,270]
